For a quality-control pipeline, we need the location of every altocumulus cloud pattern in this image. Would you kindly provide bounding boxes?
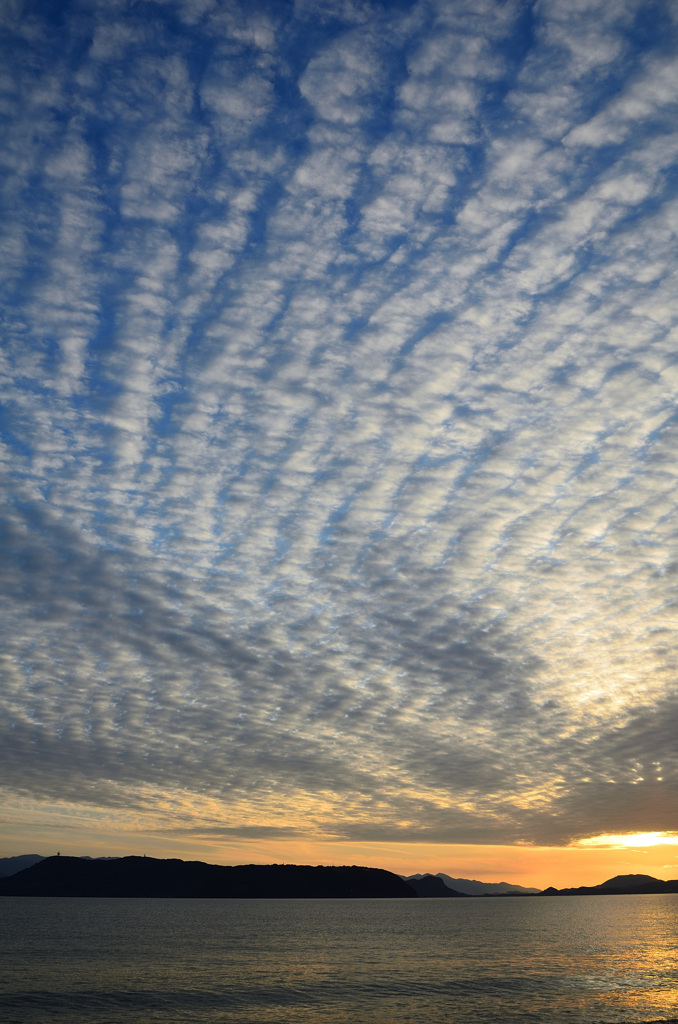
[1,0,677,848]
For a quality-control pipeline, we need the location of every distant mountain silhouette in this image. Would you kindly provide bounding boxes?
[406,874,468,897]
[436,873,541,895]
[0,854,123,879]
[540,874,678,896]
[405,873,541,895]
[0,856,417,899]
[407,871,677,897]
[0,854,44,878]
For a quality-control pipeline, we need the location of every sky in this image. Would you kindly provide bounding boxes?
[1,0,677,890]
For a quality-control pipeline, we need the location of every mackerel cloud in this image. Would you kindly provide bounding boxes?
[1,0,676,847]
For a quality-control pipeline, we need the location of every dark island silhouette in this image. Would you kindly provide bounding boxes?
[409,871,678,897]
[0,856,417,899]
[0,856,676,898]
[540,873,678,896]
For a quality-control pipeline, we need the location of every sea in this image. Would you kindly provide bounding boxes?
[1,894,676,1024]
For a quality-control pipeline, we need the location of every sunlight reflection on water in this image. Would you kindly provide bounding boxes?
[1,895,676,1023]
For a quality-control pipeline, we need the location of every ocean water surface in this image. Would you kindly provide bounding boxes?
[1,894,676,1023]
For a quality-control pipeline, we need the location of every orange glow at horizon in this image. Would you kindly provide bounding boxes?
[2,824,677,892]
[2,789,677,891]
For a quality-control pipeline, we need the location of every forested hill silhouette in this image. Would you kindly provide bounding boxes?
[0,856,417,899]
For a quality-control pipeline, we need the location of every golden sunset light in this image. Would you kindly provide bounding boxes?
[576,832,678,850]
